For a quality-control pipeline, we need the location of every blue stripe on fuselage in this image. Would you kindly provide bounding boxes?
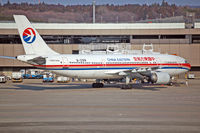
[42,67,189,71]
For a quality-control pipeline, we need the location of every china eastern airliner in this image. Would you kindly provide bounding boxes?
[0,15,191,89]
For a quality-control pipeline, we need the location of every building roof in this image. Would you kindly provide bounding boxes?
[0,22,186,30]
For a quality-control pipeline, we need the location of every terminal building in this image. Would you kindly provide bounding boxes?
[0,21,200,75]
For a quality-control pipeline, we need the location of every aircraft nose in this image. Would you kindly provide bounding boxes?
[184,62,191,71]
[188,63,191,70]
[183,58,191,71]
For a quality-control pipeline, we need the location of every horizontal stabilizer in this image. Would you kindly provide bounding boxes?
[0,56,16,60]
[27,56,46,65]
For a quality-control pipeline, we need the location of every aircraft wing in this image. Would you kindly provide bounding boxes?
[0,56,16,60]
[105,66,160,77]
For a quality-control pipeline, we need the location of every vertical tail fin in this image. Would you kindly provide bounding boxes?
[14,15,58,55]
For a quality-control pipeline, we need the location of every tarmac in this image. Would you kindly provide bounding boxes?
[0,79,200,133]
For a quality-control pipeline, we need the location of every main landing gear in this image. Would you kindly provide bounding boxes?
[92,83,104,88]
[92,80,104,88]
[121,76,132,89]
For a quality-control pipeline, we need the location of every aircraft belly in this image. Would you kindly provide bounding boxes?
[52,70,121,79]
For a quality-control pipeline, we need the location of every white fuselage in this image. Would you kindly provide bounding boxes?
[13,15,191,80]
[18,54,191,79]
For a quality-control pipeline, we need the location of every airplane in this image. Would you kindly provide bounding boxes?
[0,15,191,89]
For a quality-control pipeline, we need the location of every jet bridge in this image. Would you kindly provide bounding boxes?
[79,43,160,55]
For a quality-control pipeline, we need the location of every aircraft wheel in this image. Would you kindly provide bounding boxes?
[92,83,96,88]
[168,82,173,86]
[100,83,104,88]
[92,83,104,88]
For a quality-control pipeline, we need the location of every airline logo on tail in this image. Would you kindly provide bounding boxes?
[23,28,36,44]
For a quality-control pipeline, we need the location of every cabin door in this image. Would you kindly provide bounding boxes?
[101,59,106,68]
[62,57,69,68]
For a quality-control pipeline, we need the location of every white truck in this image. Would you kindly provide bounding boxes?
[57,76,70,83]
[0,76,7,83]
[12,72,23,82]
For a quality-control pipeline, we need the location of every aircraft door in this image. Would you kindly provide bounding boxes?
[101,59,106,67]
[62,57,69,68]
[156,57,162,68]
[176,56,182,67]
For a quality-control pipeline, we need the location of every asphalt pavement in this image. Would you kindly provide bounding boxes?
[0,79,200,133]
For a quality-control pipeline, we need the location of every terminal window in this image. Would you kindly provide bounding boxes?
[192,35,200,43]
[132,35,185,39]
[0,35,130,44]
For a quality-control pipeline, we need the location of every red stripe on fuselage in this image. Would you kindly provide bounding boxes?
[34,63,191,69]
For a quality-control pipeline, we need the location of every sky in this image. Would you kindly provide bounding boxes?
[1,0,200,6]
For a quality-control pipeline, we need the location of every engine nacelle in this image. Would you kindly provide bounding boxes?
[150,72,170,84]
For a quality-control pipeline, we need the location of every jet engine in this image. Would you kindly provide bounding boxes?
[150,72,170,84]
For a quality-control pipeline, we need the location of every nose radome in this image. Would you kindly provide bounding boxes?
[188,63,191,70]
